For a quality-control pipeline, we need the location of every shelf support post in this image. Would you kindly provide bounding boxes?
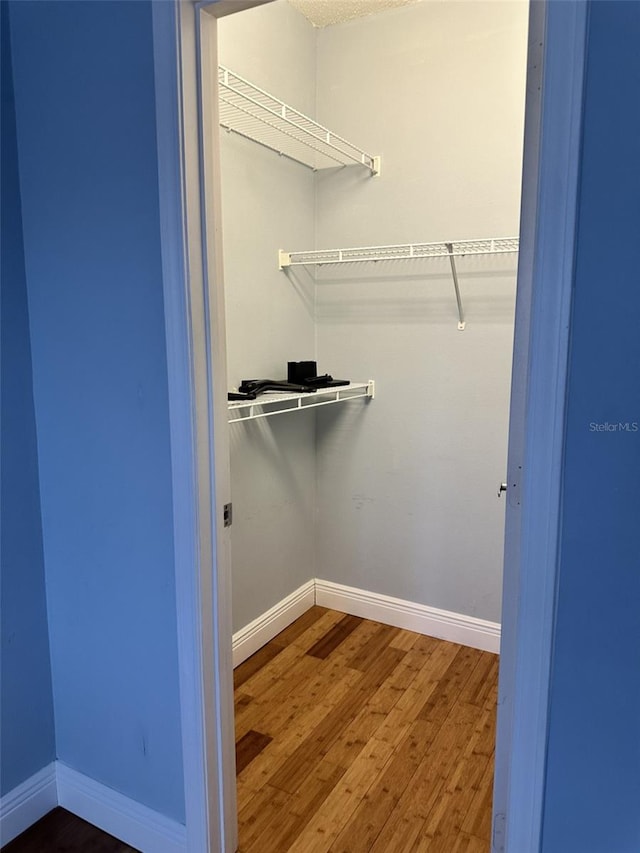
[445,243,466,330]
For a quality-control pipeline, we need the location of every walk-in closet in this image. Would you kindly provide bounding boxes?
[213,0,528,847]
[217,0,527,651]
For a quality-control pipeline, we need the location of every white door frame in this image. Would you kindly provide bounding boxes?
[152,1,589,850]
[152,3,228,850]
[152,2,273,850]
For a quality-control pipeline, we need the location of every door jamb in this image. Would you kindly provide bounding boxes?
[492,2,588,851]
[153,2,274,850]
[152,2,227,850]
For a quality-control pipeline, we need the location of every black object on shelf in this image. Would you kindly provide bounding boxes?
[238,379,317,396]
[230,364,351,402]
[305,374,350,388]
[288,360,318,385]
[288,360,350,389]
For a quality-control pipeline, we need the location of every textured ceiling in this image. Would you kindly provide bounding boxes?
[287,0,422,28]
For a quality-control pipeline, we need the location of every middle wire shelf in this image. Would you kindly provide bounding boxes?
[278,237,520,331]
[228,381,375,424]
[278,237,519,268]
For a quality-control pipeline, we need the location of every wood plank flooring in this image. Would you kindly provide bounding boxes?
[234,607,498,853]
[3,807,139,852]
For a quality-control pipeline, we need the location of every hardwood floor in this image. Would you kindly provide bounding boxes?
[3,807,139,852]
[234,607,498,853]
[6,609,495,853]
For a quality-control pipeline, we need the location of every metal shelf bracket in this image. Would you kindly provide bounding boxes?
[445,243,466,331]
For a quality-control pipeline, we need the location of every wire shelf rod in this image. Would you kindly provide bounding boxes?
[219,93,349,169]
[220,126,337,173]
[219,85,356,161]
[228,382,374,424]
[218,65,379,175]
[279,237,519,268]
[278,239,519,331]
[220,66,370,160]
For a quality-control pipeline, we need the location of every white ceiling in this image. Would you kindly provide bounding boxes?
[287,0,422,28]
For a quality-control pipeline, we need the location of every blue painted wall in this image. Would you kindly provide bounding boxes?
[542,2,640,851]
[8,0,185,822]
[0,1,56,797]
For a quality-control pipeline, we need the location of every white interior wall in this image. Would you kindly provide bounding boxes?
[312,1,528,623]
[218,3,318,632]
[218,0,528,633]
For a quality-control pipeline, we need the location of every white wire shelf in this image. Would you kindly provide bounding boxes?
[218,66,380,176]
[279,237,519,331]
[278,237,519,268]
[228,381,375,424]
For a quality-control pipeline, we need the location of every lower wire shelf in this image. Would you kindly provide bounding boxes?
[228,380,375,424]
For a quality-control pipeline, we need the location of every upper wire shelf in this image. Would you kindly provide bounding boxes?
[278,237,519,268]
[218,66,380,176]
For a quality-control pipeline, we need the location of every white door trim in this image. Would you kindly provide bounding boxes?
[492,2,589,851]
[153,2,231,850]
[154,2,276,850]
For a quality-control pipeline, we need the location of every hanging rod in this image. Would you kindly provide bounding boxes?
[218,66,380,176]
[278,237,519,331]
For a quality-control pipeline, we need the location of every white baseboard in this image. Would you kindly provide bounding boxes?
[315,579,501,654]
[232,579,315,667]
[56,762,186,853]
[1,762,186,852]
[0,762,57,846]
